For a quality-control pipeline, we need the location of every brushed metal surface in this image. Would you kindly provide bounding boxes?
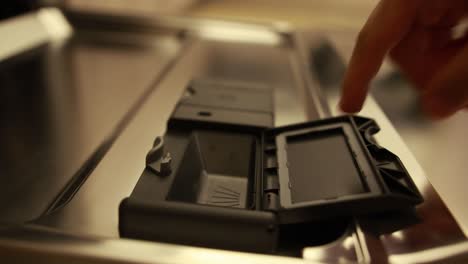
[0,8,181,224]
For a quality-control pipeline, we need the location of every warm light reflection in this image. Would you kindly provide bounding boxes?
[195,24,282,45]
[342,236,355,251]
[391,231,404,241]
[37,8,73,40]
[102,239,305,264]
[302,247,326,262]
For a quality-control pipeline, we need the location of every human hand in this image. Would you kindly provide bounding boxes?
[339,0,468,119]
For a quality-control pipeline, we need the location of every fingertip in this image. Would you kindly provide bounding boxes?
[338,98,363,114]
[340,71,367,114]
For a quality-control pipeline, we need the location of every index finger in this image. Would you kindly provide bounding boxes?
[339,0,422,113]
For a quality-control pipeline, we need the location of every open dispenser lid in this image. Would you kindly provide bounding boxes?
[262,116,423,224]
[119,81,424,253]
